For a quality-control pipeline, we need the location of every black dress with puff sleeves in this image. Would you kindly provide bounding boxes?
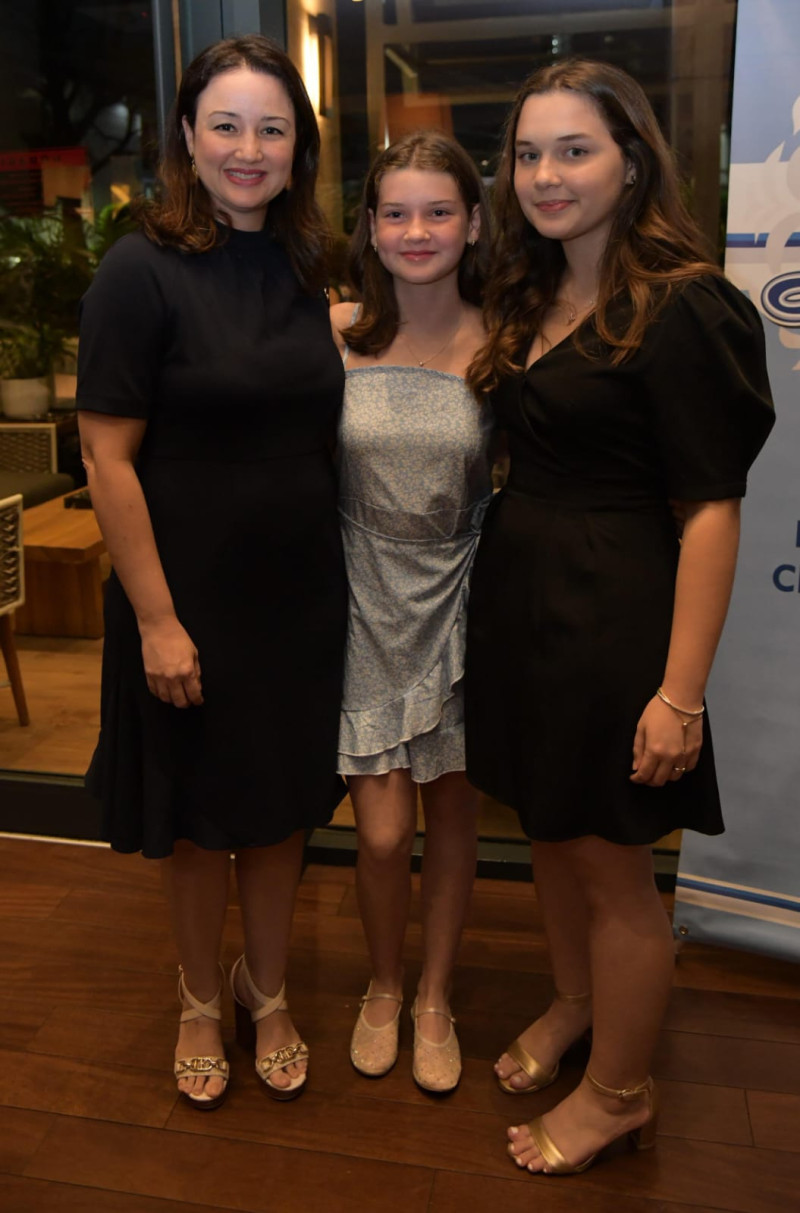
[465,275,774,844]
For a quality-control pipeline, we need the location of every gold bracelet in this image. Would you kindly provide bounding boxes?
[657,686,704,718]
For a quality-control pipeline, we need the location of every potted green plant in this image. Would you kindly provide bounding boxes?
[0,320,64,417]
[0,206,95,417]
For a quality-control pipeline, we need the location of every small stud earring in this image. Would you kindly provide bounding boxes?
[372,242,378,252]
[468,236,477,246]
[627,172,636,186]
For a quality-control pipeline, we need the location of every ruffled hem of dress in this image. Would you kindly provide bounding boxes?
[338,611,464,760]
[337,716,465,783]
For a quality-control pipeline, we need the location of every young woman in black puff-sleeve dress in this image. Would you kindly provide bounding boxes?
[464,59,774,1174]
[77,37,346,1107]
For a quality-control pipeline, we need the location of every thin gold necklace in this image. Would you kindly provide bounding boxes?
[401,315,463,367]
[555,296,596,325]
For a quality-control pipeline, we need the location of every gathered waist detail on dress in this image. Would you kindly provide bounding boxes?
[339,494,491,542]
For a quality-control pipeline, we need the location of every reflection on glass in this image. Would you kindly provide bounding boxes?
[0,1,157,777]
[307,0,736,844]
[331,0,734,255]
[0,1,157,219]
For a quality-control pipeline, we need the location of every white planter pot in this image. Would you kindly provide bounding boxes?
[0,377,51,418]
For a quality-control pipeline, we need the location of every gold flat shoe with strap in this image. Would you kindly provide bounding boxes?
[350,984,403,1077]
[411,999,461,1094]
[524,1071,658,1176]
[173,964,229,1111]
[231,955,308,1101]
[498,990,591,1095]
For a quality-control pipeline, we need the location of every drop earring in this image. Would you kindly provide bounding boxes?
[190,155,198,180]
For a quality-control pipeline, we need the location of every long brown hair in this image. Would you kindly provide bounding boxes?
[467,58,719,398]
[343,131,491,355]
[136,35,329,292]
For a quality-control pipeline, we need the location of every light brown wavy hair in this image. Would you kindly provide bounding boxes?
[343,130,491,355]
[467,58,720,398]
[135,35,329,293]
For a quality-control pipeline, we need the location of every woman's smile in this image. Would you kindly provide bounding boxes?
[224,168,267,185]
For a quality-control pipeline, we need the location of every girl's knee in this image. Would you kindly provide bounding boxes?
[359,824,416,866]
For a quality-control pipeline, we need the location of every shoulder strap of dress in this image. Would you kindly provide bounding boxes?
[342,302,362,366]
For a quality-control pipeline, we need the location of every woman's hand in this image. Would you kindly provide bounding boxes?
[80,413,199,707]
[631,498,738,787]
[140,618,203,708]
[630,695,702,786]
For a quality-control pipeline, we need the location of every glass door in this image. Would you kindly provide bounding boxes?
[0,1,159,786]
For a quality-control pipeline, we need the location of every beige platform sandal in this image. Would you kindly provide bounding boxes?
[230,955,308,1101]
[524,1072,658,1175]
[173,964,230,1111]
[497,990,591,1095]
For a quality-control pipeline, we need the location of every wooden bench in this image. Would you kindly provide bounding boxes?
[15,492,109,638]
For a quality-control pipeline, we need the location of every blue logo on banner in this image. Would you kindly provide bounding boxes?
[761,273,800,327]
[772,520,800,591]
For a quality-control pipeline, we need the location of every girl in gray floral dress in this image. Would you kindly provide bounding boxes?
[330,132,493,1093]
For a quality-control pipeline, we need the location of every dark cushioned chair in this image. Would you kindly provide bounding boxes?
[0,422,75,507]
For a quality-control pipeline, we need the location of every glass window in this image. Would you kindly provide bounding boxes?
[290,0,736,261]
[0,1,159,781]
[0,0,736,860]
[0,2,158,220]
[287,0,738,848]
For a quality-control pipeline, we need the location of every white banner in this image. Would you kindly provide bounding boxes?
[674,0,800,961]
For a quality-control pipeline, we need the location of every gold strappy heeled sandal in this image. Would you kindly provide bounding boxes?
[497,990,591,1095]
[230,955,308,1101]
[411,999,461,1094]
[524,1071,658,1176]
[173,964,230,1111]
[350,984,403,1077]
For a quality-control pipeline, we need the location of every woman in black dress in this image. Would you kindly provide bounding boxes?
[465,59,774,1173]
[78,37,346,1107]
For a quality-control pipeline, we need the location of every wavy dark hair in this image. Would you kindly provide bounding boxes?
[135,35,329,292]
[467,58,720,398]
[343,130,491,356]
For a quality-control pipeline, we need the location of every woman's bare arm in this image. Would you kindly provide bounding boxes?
[630,498,741,786]
[79,411,203,708]
[329,300,354,356]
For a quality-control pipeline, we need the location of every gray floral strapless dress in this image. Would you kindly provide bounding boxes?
[337,361,493,782]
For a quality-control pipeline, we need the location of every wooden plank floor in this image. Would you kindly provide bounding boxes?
[0,637,102,777]
[0,836,798,1212]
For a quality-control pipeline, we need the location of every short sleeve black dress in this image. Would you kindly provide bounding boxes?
[78,227,347,857]
[464,276,774,845]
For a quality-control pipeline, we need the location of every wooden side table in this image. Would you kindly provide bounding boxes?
[15,492,109,638]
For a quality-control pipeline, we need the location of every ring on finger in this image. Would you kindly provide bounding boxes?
[672,765,687,773]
